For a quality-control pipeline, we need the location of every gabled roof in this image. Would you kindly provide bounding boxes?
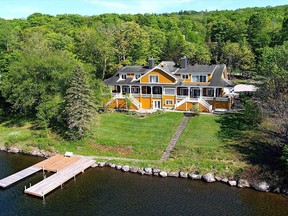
[158,61,178,73]
[139,66,178,82]
[175,64,217,74]
[209,65,235,87]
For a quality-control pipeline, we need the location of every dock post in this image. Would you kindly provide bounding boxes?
[30,183,31,188]
[25,185,26,190]
[74,174,76,182]
[42,194,46,205]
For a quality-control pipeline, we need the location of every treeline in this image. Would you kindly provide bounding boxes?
[0,5,287,139]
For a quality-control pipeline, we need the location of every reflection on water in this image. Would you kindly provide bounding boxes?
[0,152,287,216]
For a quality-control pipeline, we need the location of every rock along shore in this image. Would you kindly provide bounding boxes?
[1,147,287,196]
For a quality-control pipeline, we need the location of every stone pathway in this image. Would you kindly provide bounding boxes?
[160,114,190,161]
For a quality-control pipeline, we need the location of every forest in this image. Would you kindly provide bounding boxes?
[0,5,287,169]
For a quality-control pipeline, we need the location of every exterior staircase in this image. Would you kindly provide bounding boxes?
[174,97,213,112]
[106,94,141,109]
[199,98,213,112]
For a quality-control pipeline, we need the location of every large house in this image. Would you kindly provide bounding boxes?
[104,57,235,112]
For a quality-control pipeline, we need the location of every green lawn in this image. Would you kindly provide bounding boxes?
[0,111,247,176]
[161,114,247,176]
[54,111,183,160]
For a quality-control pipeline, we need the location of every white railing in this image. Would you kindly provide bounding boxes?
[106,94,125,106]
[153,94,162,98]
[177,95,188,100]
[142,94,151,98]
[216,97,229,101]
[129,94,141,109]
[202,97,214,101]
[174,97,189,109]
[199,98,213,112]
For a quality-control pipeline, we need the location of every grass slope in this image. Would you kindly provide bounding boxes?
[0,112,247,176]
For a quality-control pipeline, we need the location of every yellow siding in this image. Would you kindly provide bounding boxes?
[176,102,209,112]
[207,74,212,81]
[140,69,175,84]
[182,75,191,83]
[141,97,152,109]
[163,95,176,108]
[127,74,134,78]
[107,99,138,110]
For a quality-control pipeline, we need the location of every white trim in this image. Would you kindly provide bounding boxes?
[165,99,174,105]
[153,100,161,109]
[149,75,159,83]
[139,66,177,84]
[163,88,176,95]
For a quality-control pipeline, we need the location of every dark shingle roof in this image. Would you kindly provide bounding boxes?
[158,61,178,73]
[209,65,235,87]
[118,66,150,73]
[176,64,217,74]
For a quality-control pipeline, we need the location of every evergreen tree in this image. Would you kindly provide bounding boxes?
[65,65,97,139]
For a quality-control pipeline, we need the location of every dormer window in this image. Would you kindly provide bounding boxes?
[182,74,189,80]
[192,75,207,82]
[149,75,159,83]
[121,74,127,79]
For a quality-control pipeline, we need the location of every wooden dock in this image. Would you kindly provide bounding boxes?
[0,154,95,197]
[24,157,95,197]
[0,166,41,188]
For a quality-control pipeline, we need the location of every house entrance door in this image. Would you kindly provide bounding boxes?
[153,100,161,109]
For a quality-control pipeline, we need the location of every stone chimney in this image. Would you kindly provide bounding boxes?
[148,58,155,69]
[181,56,187,69]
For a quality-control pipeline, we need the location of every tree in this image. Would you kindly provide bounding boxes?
[257,42,288,145]
[65,65,98,139]
[75,25,114,80]
[0,31,79,114]
[221,42,254,74]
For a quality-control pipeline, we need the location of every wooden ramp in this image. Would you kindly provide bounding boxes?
[24,158,95,197]
[0,166,42,188]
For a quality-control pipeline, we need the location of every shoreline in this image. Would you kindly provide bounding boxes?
[1,146,288,196]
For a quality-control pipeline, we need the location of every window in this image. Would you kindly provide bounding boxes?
[149,75,159,83]
[121,74,127,79]
[200,75,206,82]
[135,74,141,79]
[165,100,174,105]
[182,74,189,80]
[131,87,140,94]
[207,88,214,97]
[192,75,206,82]
[164,88,175,95]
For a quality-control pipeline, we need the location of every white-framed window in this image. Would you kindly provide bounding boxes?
[200,75,206,82]
[135,74,141,79]
[192,75,206,82]
[165,100,174,105]
[164,88,175,95]
[149,75,159,83]
[182,74,189,80]
[121,74,127,79]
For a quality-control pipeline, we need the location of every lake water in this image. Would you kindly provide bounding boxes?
[0,151,288,216]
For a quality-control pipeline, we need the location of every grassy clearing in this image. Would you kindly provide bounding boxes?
[0,112,248,176]
[54,111,183,160]
[161,114,247,176]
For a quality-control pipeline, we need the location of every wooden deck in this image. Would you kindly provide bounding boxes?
[24,158,95,197]
[0,154,94,195]
[34,154,81,172]
[0,166,41,188]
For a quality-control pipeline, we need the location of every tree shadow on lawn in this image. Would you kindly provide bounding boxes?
[216,112,287,184]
